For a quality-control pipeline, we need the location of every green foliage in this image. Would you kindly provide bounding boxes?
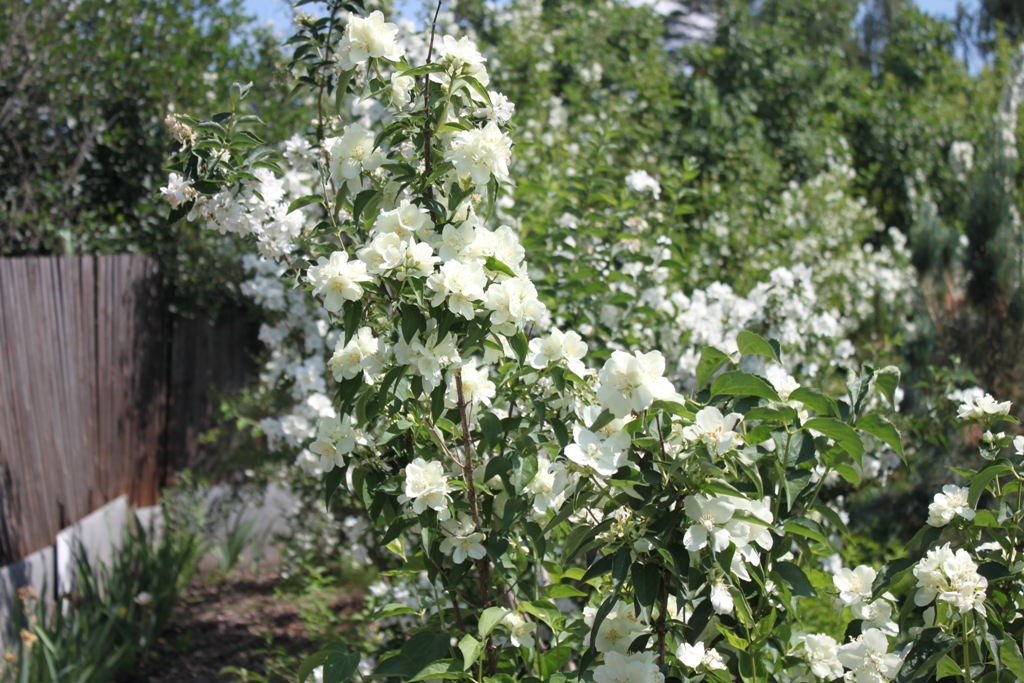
[0,515,202,683]
[0,0,302,314]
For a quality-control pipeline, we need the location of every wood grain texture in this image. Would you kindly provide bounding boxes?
[0,255,257,563]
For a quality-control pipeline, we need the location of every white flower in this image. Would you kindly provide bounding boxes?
[682,406,744,455]
[389,71,415,109]
[134,591,153,607]
[401,458,451,517]
[475,91,515,124]
[564,416,631,477]
[677,642,727,670]
[373,200,433,240]
[710,580,734,615]
[329,123,387,190]
[446,122,512,185]
[1013,435,1023,456]
[328,327,385,382]
[427,259,487,319]
[624,170,661,200]
[295,449,323,476]
[336,11,404,71]
[439,530,486,564]
[444,359,496,408]
[359,234,438,280]
[593,651,663,683]
[529,328,588,375]
[526,455,573,516]
[501,612,537,649]
[439,35,490,86]
[836,629,903,683]
[393,327,460,390]
[683,494,736,552]
[926,485,975,527]
[307,250,372,312]
[913,543,987,615]
[802,634,843,679]
[309,416,357,470]
[483,276,546,336]
[852,597,899,636]
[596,350,679,418]
[956,392,1012,421]
[584,602,650,654]
[833,565,877,607]
[160,173,196,209]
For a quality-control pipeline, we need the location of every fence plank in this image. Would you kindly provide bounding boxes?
[0,254,257,563]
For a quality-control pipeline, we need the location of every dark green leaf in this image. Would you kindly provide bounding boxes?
[711,371,781,401]
[969,463,1012,508]
[374,632,451,678]
[325,467,345,507]
[871,558,915,599]
[894,628,958,683]
[804,418,864,465]
[736,330,781,363]
[696,346,733,389]
[856,414,906,464]
[288,194,326,213]
[790,387,839,417]
[774,561,817,597]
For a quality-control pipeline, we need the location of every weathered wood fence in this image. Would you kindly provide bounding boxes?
[0,255,257,565]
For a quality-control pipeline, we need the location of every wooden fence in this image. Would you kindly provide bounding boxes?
[0,255,257,565]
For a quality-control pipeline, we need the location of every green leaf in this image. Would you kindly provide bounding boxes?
[696,346,733,389]
[520,600,561,628]
[371,603,420,621]
[999,637,1024,682]
[736,330,781,363]
[430,382,447,421]
[632,562,661,611]
[782,518,833,550]
[790,387,839,417]
[479,412,503,450]
[873,366,901,409]
[871,558,915,599]
[894,628,958,683]
[478,606,507,638]
[856,414,906,464]
[401,303,426,344]
[509,332,529,366]
[458,635,481,671]
[934,656,961,681]
[716,623,750,650]
[484,256,518,278]
[710,371,781,401]
[968,463,1012,508]
[352,189,378,225]
[782,469,813,511]
[588,409,615,433]
[343,299,363,344]
[374,632,451,678]
[288,194,326,213]
[813,504,853,542]
[774,561,817,597]
[804,418,864,465]
[299,643,360,683]
[406,660,467,682]
[544,584,588,599]
[325,467,345,507]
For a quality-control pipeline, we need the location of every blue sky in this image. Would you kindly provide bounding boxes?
[242,0,980,34]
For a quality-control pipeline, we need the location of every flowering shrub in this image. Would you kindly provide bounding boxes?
[163,4,1024,683]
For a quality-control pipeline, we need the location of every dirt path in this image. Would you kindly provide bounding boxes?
[127,573,360,682]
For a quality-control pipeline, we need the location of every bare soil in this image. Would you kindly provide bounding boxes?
[126,573,360,683]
